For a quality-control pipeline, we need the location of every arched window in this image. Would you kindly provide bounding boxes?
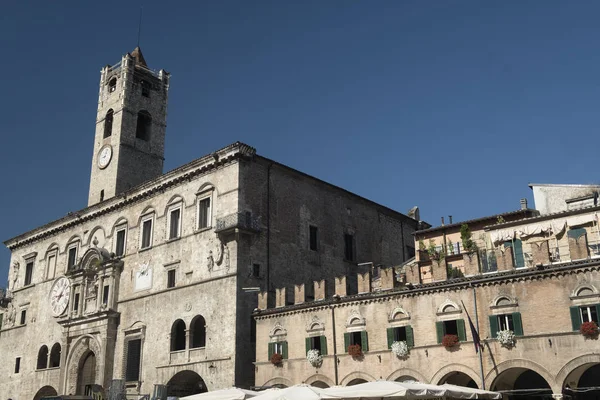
[170,319,186,351]
[108,77,117,93]
[104,109,114,138]
[37,345,48,369]
[49,343,61,367]
[136,110,152,141]
[190,315,206,348]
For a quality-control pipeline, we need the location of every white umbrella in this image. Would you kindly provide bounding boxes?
[250,384,330,400]
[322,380,502,399]
[180,387,260,400]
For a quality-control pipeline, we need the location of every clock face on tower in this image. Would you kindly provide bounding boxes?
[97,145,113,169]
[49,276,71,317]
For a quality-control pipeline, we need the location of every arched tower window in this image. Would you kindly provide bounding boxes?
[190,315,206,348]
[37,345,48,370]
[104,109,114,138]
[136,110,152,141]
[49,343,61,367]
[108,77,117,93]
[170,319,186,351]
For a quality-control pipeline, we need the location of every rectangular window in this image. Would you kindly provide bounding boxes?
[115,227,126,257]
[309,336,321,352]
[198,197,211,229]
[350,331,362,345]
[141,217,153,249]
[497,314,514,331]
[268,341,288,359]
[15,357,20,373]
[393,326,407,342]
[443,320,458,335]
[580,306,599,324]
[20,310,26,325]
[24,261,34,286]
[436,319,467,343]
[167,269,176,288]
[387,326,414,348]
[252,264,260,278]
[344,234,355,261]
[169,208,181,239]
[74,293,80,312]
[309,226,318,251]
[46,253,57,280]
[125,338,142,382]
[102,285,110,305]
[273,342,284,354]
[67,246,78,269]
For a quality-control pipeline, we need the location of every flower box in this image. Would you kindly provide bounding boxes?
[348,344,362,357]
[307,349,323,367]
[270,353,283,366]
[580,321,599,338]
[391,341,409,357]
[442,334,459,348]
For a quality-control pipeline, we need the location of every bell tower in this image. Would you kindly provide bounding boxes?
[88,47,170,206]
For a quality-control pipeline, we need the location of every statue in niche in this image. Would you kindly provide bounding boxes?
[206,250,215,272]
[5,303,16,328]
[86,276,98,297]
[10,262,19,291]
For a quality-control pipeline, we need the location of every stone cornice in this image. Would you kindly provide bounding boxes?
[4,142,256,250]
[253,259,600,319]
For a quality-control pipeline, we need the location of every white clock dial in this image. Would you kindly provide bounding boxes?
[97,145,113,169]
[49,276,71,317]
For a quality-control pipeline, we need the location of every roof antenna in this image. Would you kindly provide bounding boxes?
[137,6,143,48]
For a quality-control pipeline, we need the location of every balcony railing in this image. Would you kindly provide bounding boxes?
[215,212,260,233]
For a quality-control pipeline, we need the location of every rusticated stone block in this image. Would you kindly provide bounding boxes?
[335,276,347,297]
[314,280,326,301]
[294,284,305,304]
[258,291,268,310]
[357,271,371,293]
[275,287,286,308]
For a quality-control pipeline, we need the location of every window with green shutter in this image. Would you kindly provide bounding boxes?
[345,331,366,351]
[489,315,499,338]
[437,319,465,342]
[305,336,327,355]
[360,331,369,352]
[512,312,523,336]
[387,326,412,348]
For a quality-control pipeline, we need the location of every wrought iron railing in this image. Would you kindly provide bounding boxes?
[215,212,260,233]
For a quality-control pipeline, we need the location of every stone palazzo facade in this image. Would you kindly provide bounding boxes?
[0,48,420,400]
[254,185,600,399]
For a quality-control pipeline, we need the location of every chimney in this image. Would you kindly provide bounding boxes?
[449,215,453,224]
[441,216,445,226]
[520,198,528,210]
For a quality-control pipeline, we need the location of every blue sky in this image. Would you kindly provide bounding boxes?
[1,1,600,284]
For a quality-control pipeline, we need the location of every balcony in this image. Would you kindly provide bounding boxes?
[215,212,260,234]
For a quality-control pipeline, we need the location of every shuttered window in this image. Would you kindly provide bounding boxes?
[570,304,600,331]
[344,331,368,352]
[268,341,288,359]
[489,313,523,337]
[387,326,414,348]
[125,339,142,382]
[305,336,328,355]
[436,319,467,343]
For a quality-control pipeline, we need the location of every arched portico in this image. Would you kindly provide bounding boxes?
[386,368,427,383]
[339,371,376,386]
[305,374,335,388]
[64,334,103,395]
[558,354,600,399]
[485,359,558,393]
[166,370,207,397]
[263,376,293,388]
[431,364,480,388]
[33,386,58,400]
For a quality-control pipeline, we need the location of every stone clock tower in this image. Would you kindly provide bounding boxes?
[88,47,170,206]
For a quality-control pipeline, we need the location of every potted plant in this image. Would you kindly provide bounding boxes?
[447,239,454,255]
[460,224,478,253]
[428,240,445,261]
[442,334,460,349]
[580,321,599,338]
[391,341,409,358]
[497,329,516,348]
[306,349,323,367]
[270,353,283,366]
[348,344,362,357]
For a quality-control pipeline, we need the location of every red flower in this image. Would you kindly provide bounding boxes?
[442,334,460,348]
[348,344,362,357]
[270,353,283,365]
[580,321,599,338]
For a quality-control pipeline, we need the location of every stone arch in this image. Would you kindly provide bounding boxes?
[346,309,366,328]
[33,385,58,400]
[37,345,49,369]
[79,247,111,270]
[389,306,411,321]
[571,283,599,298]
[64,235,82,253]
[65,334,103,395]
[431,364,480,387]
[45,242,60,257]
[437,299,461,314]
[86,226,107,248]
[269,322,287,337]
[197,182,216,195]
[165,194,185,209]
[263,376,294,388]
[339,371,376,386]
[166,369,207,396]
[139,206,156,221]
[304,373,335,388]
[556,353,600,390]
[387,368,427,383]
[485,358,558,393]
[490,294,518,307]
[306,316,325,332]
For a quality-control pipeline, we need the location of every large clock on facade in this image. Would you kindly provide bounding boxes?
[97,144,113,169]
[49,276,71,317]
